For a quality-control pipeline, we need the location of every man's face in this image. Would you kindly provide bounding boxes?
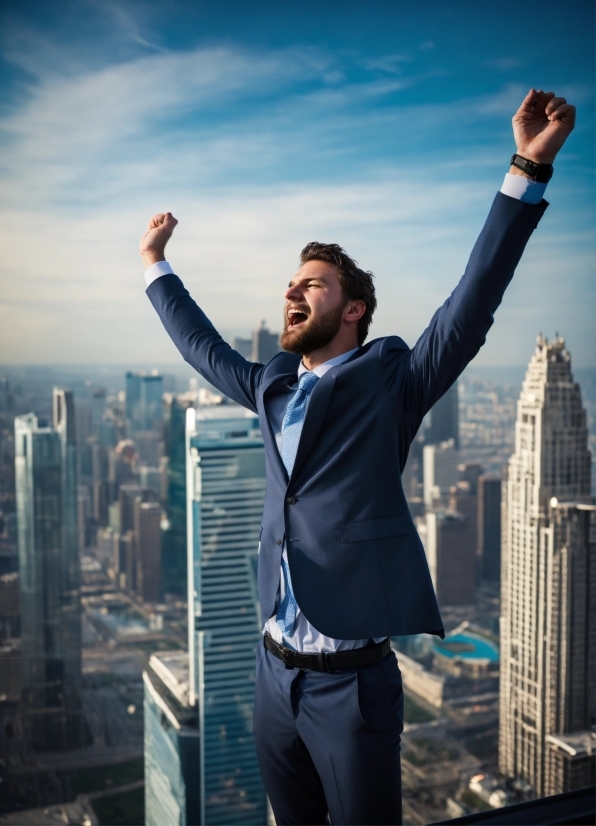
[280,260,347,355]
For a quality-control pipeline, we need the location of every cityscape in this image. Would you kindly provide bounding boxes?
[0,322,593,825]
[1,0,593,823]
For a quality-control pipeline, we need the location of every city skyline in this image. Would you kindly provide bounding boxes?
[0,326,593,821]
[0,0,594,367]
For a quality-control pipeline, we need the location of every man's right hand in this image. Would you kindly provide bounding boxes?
[140,212,178,269]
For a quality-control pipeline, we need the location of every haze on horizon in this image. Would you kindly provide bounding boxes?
[0,0,594,368]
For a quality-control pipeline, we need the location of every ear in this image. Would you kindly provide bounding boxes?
[343,299,366,324]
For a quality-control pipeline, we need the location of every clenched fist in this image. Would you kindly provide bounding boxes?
[511,89,576,170]
[140,212,178,268]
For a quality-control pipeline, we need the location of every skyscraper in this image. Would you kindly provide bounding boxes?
[0,571,21,745]
[135,499,162,603]
[251,320,280,364]
[161,395,194,596]
[144,405,267,825]
[425,510,477,605]
[186,406,268,825]
[477,475,501,583]
[15,392,84,751]
[499,336,595,796]
[126,371,164,435]
[144,651,201,826]
[232,336,253,360]
[423,438,458,507]
[427,380,459,449]
[54,390,79,583]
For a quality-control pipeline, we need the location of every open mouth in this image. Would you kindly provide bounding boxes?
[287,307,309,328]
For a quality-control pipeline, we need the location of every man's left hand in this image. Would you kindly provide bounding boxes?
[512,88,576,166]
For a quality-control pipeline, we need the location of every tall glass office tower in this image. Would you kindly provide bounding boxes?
[162,395,192,596]
[126,372,164,435]
[187,406,267,825]
[15,390,83,751]
[144,651,201,825]
[144,404,267,825]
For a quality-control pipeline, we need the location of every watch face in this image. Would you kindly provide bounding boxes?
[512,154,552,183]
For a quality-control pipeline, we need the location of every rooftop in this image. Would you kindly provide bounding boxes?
[148,651,190,708]
[143,650,197,731]
[545,730,596,757]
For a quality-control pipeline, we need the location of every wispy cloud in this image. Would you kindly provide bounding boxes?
[484,57,523,71]
[0,47,545,213]
[360,53,411,74]
[0,27,593,366]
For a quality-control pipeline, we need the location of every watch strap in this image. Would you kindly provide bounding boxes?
[510,154,553,184]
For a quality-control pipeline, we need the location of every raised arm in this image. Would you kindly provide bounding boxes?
[388,89,575,424]
[140,213,264,412]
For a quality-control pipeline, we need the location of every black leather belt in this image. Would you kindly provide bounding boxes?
[263,633,391,672]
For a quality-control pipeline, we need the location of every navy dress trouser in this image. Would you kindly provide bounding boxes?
[253,641,404,825]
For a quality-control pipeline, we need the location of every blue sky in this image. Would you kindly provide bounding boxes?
[0,0,594,366]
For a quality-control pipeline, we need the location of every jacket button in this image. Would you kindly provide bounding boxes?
[285,496,296,505]
[276,538,282,546]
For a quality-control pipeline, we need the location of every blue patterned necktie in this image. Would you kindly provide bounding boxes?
[276,370,319,636]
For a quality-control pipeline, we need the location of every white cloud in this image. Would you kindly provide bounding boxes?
[1,172,593,367]
[360,53,411,74]
[0,44,338,204]
[0,40,593,368]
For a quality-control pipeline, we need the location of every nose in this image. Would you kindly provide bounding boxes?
[285,282,303,301]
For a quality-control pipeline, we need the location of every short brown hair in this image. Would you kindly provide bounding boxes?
[299,242,377,345]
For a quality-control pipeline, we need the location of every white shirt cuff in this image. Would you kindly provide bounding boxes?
[144,260,174,287]
[500,172,547,205]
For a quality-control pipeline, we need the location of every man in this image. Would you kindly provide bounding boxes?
[140,89,575,825]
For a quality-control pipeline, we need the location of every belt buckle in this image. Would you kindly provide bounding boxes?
[317,652,334,673]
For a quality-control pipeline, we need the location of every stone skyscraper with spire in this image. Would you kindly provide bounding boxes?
[499,336,595,796]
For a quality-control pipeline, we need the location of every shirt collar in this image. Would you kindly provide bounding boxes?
[297,347,360,379]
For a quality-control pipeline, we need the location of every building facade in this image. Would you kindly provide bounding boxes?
[426,510,477,605]
[143,404,267,825]
[126,371,164,435]
[427,380,459,449]
[162,395,194,596]
[144,651,201,826]
[251,321,280,364]
[423,439,458,507]
[478,475,501,583]
[135,500,162,602]
[544,731,596,796]
[187,406,268,825]
[15,396,84,751]
[499,336,595,796]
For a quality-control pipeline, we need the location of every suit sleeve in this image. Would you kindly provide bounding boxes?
[146,273,263,413]
[382,192,549,428]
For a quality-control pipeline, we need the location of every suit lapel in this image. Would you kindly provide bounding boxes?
[257,354,301,483]
[290,366,339,483]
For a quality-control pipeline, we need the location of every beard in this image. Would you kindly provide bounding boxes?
[280,302,345,356]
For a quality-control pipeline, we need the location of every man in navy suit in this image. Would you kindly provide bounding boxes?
[139,90,574,825]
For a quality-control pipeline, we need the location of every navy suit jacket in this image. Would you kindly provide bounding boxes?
[147,192,548,640]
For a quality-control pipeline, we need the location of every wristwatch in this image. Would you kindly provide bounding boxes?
[510,154,553,183]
